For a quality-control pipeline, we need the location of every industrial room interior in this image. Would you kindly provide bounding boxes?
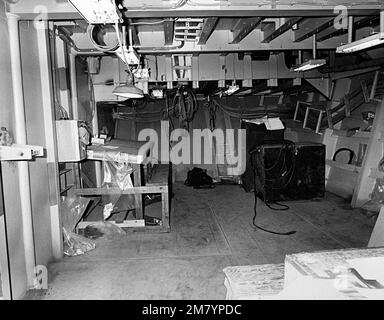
[1,0,384,301]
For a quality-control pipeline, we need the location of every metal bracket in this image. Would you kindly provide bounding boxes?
[0,144,44,161]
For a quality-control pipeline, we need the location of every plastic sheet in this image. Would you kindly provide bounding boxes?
[61,196,96,256]
[101,151,136,220]
[63,228,96,257]
[61,196,90,232]
[102,156,134,190]
[371,177,384,204]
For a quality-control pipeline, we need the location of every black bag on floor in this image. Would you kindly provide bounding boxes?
[185,167,214,189]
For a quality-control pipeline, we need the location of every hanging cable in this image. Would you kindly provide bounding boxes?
[169,86,198,131]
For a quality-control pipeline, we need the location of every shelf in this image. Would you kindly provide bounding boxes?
[0,144,44,161]
[326,160,361,173]
[331,129,371,139]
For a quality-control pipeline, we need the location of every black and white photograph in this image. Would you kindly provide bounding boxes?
[1,0,384,307]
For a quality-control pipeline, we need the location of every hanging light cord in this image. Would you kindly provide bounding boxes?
[114,21,132,77]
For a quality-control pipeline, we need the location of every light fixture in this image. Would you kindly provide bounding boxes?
[151,88,164,99]
[291,59,327,72]
[112,25,144,99]
[68,0,122,24]
[336,33,384,53]
[112,74,144,99]
[291,35,326,72]
[224,80,240,96]
[337,11,384,53]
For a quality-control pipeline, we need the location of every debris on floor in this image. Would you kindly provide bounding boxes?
[83,221,126,240]
[63,228,96,256]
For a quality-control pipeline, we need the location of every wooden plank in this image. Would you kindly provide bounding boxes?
[370,71,381,101]
[293,17,335,42]
[326,160,361,173]
[286,247,384,280]
[161,189,170,230]
[331,129,371,140]
[74,185,167,196]
[368,206,384,247]
[352,98,384,207]
[77,220,145,230]
[223,264,285,299]
[361,80,370,103]
[262,17,302,43]
[133,164,143,220]
[163,20,174,45]
[124,225,170,233]
[230,17,263,44]
[197,17,218,45]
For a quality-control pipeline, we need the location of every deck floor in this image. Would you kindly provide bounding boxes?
[25,183,376,300]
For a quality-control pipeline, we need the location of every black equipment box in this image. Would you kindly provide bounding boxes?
[252,142,325,201]
[241,121,285,192]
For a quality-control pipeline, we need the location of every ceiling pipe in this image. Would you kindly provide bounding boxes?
[6,12,36,289]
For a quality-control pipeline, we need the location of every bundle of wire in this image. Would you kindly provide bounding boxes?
[168,86,198,131]
[211,97,292,119]
[250,141,297,236]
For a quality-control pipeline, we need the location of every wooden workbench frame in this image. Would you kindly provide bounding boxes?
[74,183,170,233]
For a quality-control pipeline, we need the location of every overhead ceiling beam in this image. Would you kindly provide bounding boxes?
[163,20,174,45]
[260,20,276,40]
[230,17,263,44]
[249,81,269,95]
[7,0,384,21]
[320,57,384,74]
[317,16,379,42]
[306,78,333,99]
[262,17,302,43]
[293,17,335,42]
[198,17,218,45]
[122,10,382,20]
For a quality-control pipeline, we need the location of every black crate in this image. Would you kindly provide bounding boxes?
[252,142,325,201]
